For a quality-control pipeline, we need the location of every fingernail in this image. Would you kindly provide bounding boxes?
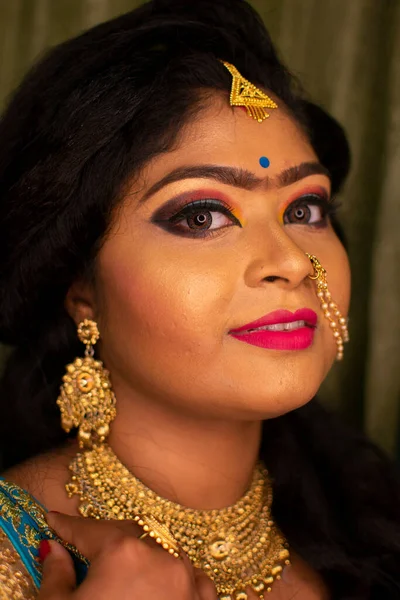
[39,539,51,562]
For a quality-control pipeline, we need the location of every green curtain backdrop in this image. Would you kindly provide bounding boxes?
[0,0,399,456]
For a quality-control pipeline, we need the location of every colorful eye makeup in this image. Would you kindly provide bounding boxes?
[151,189,244,238]
[278,185,330,224]
[151,185,340,240]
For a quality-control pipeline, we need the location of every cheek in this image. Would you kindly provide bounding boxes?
[95,237,232,358]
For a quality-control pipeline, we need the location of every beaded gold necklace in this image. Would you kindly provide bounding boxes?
[65,444,290,599]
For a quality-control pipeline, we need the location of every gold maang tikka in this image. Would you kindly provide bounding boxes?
[221,61,278,123]
[57,319,117,448]
[306,253,350,361]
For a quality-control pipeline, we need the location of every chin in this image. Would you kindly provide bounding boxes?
[216,387,320,422]
[216,362,326,420]
[259,395,316,420]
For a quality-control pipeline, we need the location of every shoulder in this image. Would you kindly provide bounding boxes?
[0,441,87,596]
[0,477,47,598]
[1,440,81,515]
[0,476,90,595]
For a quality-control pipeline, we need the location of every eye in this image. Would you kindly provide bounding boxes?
[284,193,339,227]
[154,199,242,238]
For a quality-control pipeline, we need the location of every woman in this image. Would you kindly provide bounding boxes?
[0,0,399,598]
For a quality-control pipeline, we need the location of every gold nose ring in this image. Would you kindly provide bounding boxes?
[306,253,349,361]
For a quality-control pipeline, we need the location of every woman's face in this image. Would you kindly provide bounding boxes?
[89,94,351,421]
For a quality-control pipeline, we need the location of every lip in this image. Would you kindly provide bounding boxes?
[228,308,318,351]
[229,308,318,334]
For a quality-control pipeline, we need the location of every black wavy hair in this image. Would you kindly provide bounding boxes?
[0,0,398,597]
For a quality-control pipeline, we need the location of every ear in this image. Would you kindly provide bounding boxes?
[65,277,97,327]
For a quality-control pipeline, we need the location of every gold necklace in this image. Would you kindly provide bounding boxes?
[65,444,290,599]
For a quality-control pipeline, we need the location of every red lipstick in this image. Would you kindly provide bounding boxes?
[229,308,318,351]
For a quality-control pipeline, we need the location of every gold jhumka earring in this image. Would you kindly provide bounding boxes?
[57,319,117,448]
[306,253,350,360]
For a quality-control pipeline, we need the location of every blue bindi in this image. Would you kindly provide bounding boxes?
[259,156,270,168]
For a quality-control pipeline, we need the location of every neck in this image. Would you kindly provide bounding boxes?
[107,389,262,510]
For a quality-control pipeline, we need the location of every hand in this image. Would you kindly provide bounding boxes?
[37,512,218,600]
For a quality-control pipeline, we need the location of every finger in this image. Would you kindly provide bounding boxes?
[194,569,218,600]
[38,540,76,599]
[46,512,177,561]
[46,512,139,560]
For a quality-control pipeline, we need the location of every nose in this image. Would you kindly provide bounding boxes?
[243,222,314,289]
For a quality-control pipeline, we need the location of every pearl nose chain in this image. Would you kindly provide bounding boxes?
[306,253,349,361]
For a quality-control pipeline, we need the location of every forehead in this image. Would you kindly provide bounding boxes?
[142,93,317,183]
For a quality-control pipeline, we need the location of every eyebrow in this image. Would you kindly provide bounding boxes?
[139,161,331,204]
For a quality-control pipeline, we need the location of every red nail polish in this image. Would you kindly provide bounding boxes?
[39,539,51,562]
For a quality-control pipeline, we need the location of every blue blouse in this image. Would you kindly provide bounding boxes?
[0,477,89,598]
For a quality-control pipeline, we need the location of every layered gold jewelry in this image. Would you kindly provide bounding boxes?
[306,253,349,360]
[221,61,278,123]
[65,444,290,599]
[57,319,116,448]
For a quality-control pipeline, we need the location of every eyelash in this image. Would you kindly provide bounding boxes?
[156,195,341,239]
